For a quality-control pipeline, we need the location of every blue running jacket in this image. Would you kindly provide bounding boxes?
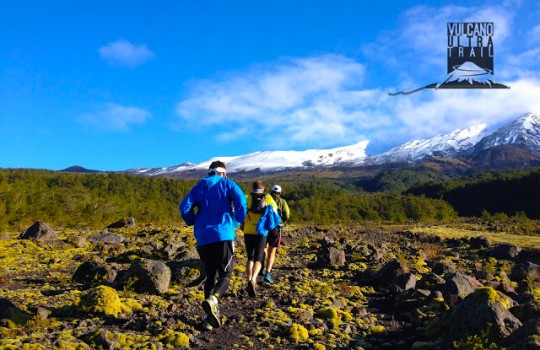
[179,174,247,246]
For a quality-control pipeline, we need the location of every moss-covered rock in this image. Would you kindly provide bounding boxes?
[76,285,133,317]
[288,323,309,342]
[436,286,522,346]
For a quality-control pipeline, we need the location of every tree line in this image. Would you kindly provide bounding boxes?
[407,167,540,219]
[0,169,456,230]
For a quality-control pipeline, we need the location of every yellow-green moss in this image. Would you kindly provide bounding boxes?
[473,287,512,309]
[157,329,190,348]
[77,285,131,317]
[370,325,386,334]
[315,307,341,323]
[531,288,540,302]
[313,343,326,350]
[289,324,309,342]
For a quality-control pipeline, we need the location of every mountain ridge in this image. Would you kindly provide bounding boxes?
[127,113,540,177]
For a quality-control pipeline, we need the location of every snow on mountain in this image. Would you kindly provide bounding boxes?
[129,113,540,176]
[369,123,489,164]
[472,113,540,152]
[129,141,369,176]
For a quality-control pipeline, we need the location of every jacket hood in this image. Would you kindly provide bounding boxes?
[198,174,223,189]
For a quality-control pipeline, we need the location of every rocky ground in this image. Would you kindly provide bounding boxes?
[1,220,539,349]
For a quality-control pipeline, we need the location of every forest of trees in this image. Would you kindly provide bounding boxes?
[2,166,537,231]
[0,169,457,230]
[407,167,540,219]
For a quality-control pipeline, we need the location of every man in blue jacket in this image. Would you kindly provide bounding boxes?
[179,161,247,330]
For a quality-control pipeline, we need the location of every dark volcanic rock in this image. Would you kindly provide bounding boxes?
[167,259,206,287]
[371,260,410,290]
[73,261,117,284]
[470,235,491,249]
[392,273,417,293]
[511,262,540,281]
[510,301,540,323]
[430,259,457,276]
[107,217,136,229]
[503,318,540,350]
[0,298,32,326]
[442,271,484,301]
[118,258,171,294]
[491,243,522,260]
[308,246,346,269]
[88,232,125,245]
[19,221,59,241]
[439,287,522,345]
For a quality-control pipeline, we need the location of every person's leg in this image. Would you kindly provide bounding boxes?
[246,260,254,280]
[212,241,235,298]
[249,236,267,294]
[199,243,222,328]
[263,228,281,283]
[266,246,277,273]
[252,261,263,279]
[197,245,218,299]
[244,235,256,281]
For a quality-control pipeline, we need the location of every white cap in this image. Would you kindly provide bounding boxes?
[271,185,282,193]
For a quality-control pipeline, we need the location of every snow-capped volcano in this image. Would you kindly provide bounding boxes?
[369,124,489,164]
[472,113,540,152]
[129,141,369,176]
[128,113,540,176]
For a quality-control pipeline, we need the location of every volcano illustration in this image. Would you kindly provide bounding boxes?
[436,61,499,88]
[389,61,509,95]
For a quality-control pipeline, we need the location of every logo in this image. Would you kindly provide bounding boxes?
[390,22,509,95]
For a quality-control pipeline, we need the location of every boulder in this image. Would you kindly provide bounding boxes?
[504,318,540,350]
[511,262,540,282]
[118,258,171,294]
[328,247,346,267]
[510,301,540,323]
[308,246,346,269]
[371,260,410,290]
[392,273,417,293]
[430,259,457,276]
[77,285,133,318]
[66,235,87,248]
[107,217,136,229]
[491,243,522,260]
[73,261,117,284]
[0,298,32,326]
[88,232,125,245]
[19,221,59,241]
[470,235,490,249]
[442,271,484,302]
[441,287,522,345]
[167,259,206,287]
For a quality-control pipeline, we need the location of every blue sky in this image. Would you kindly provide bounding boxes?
[1,0,539,170]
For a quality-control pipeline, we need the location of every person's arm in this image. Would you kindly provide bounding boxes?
[281,199,291,222]
[229,180,247,224]
[179,189,197,226]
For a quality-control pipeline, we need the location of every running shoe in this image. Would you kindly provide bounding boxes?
[202,296,221,328]
[264,272,274,284]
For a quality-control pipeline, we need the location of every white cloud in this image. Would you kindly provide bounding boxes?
[175,53,540,154]
[98,40,155,67]
[175,3,540,154]
[177,55,367,147]
[79,103,151,131]
[363,4,515,85]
